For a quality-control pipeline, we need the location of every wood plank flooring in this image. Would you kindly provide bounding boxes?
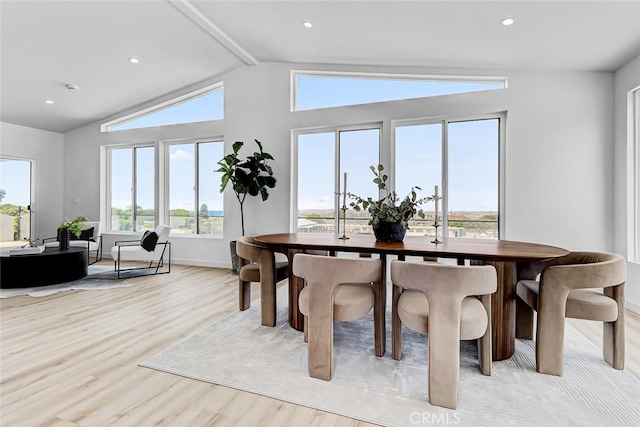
[1,263,638,426]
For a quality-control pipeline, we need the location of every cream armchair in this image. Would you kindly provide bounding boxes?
[43,220,103,265]
[110,224,171,279]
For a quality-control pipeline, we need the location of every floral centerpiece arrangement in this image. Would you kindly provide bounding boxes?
[348,164,433,242]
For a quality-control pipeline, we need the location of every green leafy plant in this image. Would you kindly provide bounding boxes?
[216,139,276,236]
[349,165,432,229]
[59,215,89,237]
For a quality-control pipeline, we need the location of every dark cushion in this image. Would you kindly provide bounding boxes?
[70,227,94,241]
[141,230,159,251]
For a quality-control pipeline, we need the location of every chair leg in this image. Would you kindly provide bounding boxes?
[373,280,386,357]
[260,259,277,327]
[239,279,251,311]
[516,297,534,339]
[478,294,492,376]
[392,284,403,360]
[603,284,625,369]
[303,315,308,343]
[535,309,566,376]
[427,306,462,409]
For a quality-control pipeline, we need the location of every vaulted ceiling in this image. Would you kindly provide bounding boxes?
[2,0,639,134]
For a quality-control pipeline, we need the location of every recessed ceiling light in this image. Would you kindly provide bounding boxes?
[129,57,139,64]
[303,21,312,28]
[44,100,54,105]
[500,17,515,26]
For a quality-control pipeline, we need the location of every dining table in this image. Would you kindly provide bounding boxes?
[254,233,569,361]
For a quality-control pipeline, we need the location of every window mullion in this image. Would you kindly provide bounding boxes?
[441,120,448,237]
[195,143,200,235]
[335,130,341,234]
[132,148,137,232]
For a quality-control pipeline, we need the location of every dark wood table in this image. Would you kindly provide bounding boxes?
[254,233,569,361]
[0,247,88,288]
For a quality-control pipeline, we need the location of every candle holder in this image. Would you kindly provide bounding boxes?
[431,221,442,244]
[339,205,350,240]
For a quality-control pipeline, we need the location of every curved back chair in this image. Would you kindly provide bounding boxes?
[391,260,497,410]
[516,251,626,376]
[292,254,384,381]
[236,236,289,327]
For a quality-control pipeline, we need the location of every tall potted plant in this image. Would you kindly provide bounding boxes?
[349,165,432,242]
[217,139,277,272]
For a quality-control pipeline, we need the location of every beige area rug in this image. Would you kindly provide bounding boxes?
[0,264,134,298]
[141,287,640,427]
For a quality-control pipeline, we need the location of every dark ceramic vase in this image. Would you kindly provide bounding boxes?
[372,221,406,242]
[58,227,70,250]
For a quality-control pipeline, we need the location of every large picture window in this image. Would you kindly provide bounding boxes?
[109,145,155,232]
[395,115,503,239]
[295,125,380,233]
[168,140,224,235]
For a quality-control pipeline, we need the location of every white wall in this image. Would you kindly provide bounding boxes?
[614,53,640,312]
[63,62,615,271]
[0,122,64,238]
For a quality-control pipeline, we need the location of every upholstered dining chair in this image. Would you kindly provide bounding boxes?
[516,251,626,376]
[292,254,384,381]
[110,224,171,279]
[236,236,289,327]
[391,260,497,410]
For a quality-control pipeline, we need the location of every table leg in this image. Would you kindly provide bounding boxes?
[287,248,305,331]
[374,253,387,357]
[485,260,517,361]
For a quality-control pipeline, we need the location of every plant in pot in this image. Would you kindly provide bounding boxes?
[58,215,89,250]
[217,139,277,273]
[349,165,432,242]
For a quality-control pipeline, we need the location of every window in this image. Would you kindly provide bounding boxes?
[293,71,506,111]
[395,115,503,239]
[109,146,155,232]
[103,83,224,132]
[0,157,32,245]
[168,140,223,235]
[295,125,380,233]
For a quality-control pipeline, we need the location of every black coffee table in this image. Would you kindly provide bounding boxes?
[0,247,88,288]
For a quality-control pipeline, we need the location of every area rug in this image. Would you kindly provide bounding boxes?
[140,288,640,427]
[0,264,134,298]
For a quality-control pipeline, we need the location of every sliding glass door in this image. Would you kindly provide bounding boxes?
[0,158,32,246]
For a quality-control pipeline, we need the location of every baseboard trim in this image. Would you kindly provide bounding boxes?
[104,255,230,270]
[626,299,640,314]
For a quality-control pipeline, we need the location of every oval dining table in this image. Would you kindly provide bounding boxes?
[254,233,569,361]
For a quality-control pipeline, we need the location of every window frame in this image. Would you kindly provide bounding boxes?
[291,70,507,112]
[101,82,224,132]
[105,143,157,232]
[629,86,640,263]
[291,122,382,233]
[164,138,225,236]
[391,112,506,239]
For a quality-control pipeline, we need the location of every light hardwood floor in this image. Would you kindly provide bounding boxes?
[1,263,638,426]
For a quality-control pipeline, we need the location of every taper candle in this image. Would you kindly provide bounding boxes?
[434,185,439,225]
[343,172,348,207]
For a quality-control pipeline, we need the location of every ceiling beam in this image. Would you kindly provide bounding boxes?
[168,0,259,66]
